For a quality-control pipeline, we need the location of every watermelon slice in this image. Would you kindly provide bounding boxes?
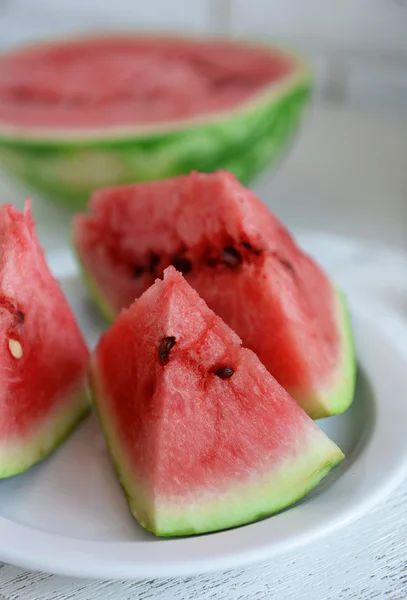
[74,171,355,419]
[0,35,310,208]
[0,201,90,478]
[91,267,344,536]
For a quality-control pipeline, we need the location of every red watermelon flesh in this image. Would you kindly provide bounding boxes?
[0,37,292,130]
[74,171,355,419]
[91,266,344,536]
[0,201,90,478]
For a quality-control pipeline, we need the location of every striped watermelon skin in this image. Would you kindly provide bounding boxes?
[0,40,310,210]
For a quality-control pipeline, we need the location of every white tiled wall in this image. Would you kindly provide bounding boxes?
[0,0,406,112]
[231,0,407,55]
[0,0,210,46]
[230,0,407,111]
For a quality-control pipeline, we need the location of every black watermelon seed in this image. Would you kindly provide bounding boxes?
[241,240,254,251]
[172,255,192,275]
[148,253,161,274]
[221,246,242,269]
[241,240,262,255]
[278,257,295,275]
[16,310,24,324]
[158,336,176,366]
[214,366,234,379]
[133,265,144,278]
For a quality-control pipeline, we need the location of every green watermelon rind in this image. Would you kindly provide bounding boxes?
[151,449,343,537]
[326,289,356,415]
[0,382,90,479]
[90,362,343,536]
[302,290,356,420]
[0,39,311,209]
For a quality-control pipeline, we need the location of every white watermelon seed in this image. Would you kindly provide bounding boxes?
[8,339,23,359]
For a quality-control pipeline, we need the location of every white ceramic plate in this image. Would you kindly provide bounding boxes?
[1,237,407,580]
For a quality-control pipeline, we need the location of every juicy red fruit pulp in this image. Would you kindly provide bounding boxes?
[75,171,341,411]
[92,267,320,498]
[0,37,292,130]
[0,203,89,439]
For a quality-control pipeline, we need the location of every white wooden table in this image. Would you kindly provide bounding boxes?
[0,105,406,599]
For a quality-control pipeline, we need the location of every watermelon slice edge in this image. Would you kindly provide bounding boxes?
[90,267,344,536]
[0,201,91,478]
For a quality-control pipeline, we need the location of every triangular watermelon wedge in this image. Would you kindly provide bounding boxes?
[0,201,90,478]
[91,266,344,537]
[74,170,356,419]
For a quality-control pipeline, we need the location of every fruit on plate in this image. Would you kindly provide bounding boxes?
[74,170,356,419]
[0,201,90,478]
[0,35,310,208]
[90,266,344,536]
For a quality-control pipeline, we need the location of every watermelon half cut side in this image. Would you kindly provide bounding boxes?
[0,35,310,208]
[0,201,90,478]
[90,267,344,537]
[74,170,356,419]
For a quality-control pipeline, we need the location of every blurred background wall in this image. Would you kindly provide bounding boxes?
[0,0,406,250]
[0,0,406,114]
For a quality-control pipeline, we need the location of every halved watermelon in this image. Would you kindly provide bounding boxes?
[91,266,344,536]
[74,171,355,419]
[0,35,310,208]
[0,201,90,478]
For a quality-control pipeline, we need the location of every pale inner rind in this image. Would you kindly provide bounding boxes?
[91,365,343,536]
[0,381,90,479]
